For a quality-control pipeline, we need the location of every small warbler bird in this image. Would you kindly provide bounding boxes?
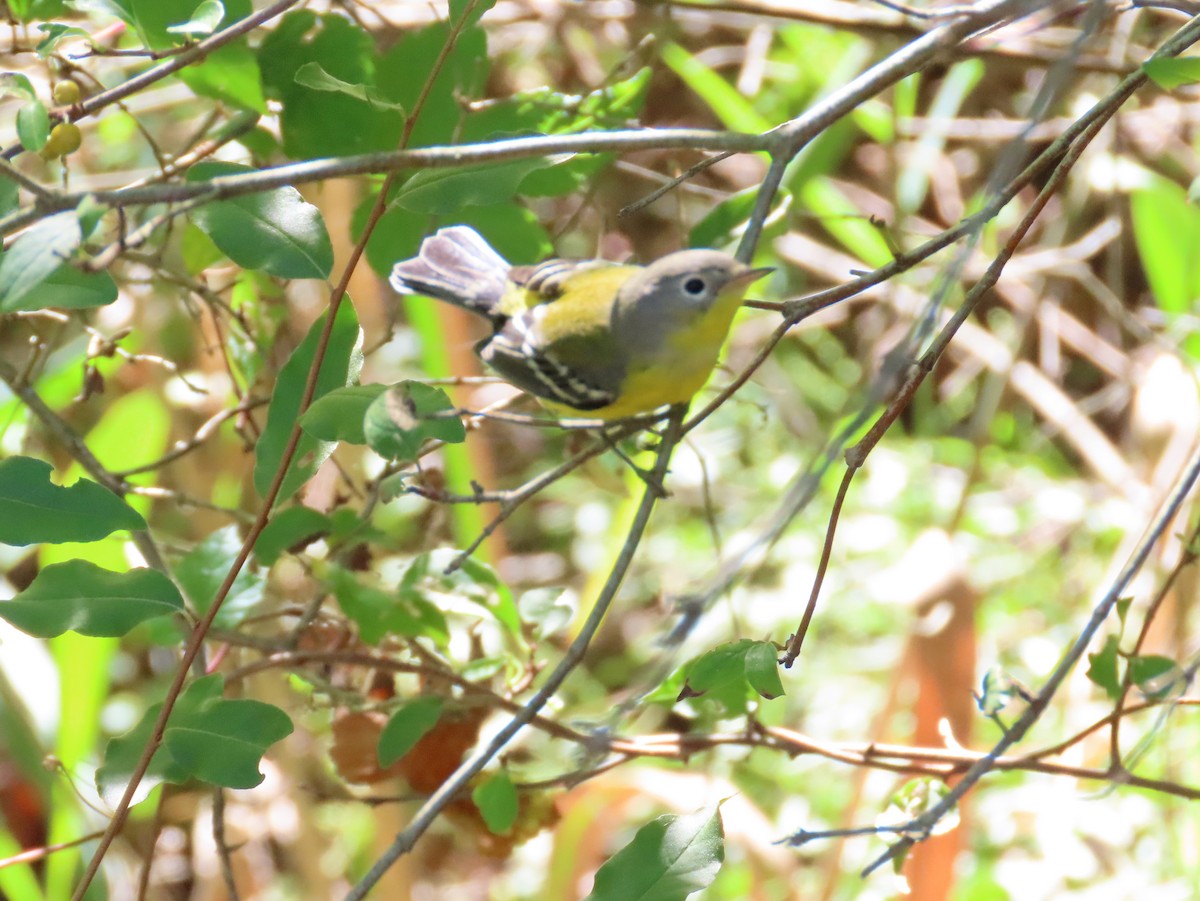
[389,226,771,421]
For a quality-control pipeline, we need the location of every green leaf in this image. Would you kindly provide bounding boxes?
[689,187,790,250]
[36,23,92,57]
[257,11,405,158]
[175,524,264,628]
[328,565,448,645]
[0,456,145,546]
[253,300,363,499]
[2,264,118,312]
[165,0,224,36]
[300,383,386,444]
[742,641,784,700]
[392,157,553,215]
[472,771,518,835]
[428,552,522,636]
[584,809,724,901]
[1143,57,1200,90]
[0,211,82,312]
[100,674,290,797]
[1115,596,1133,630]
[377,696,443,767]
[0,175,17,218]
[449,0,497,27]
[293,61,405,111]
[1130,179,1200,316]
[97,688,209,809]
[0,72,36,101]
[126,0,250,48]
[161,678,293,789]
[1086,634,1122,701]
[682,640,755,695]
[179,42,266,112]
[0,561,184,638]
[1129,654,1183,699]
[187,161,333,279]
[16,100,49,151]
[363,381,465,461]
[253,506,332,565]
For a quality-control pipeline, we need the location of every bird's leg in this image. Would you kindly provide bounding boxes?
[599,426,669,498]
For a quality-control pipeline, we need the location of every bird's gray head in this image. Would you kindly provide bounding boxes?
[611,249,770,358]
[617,249,760,314]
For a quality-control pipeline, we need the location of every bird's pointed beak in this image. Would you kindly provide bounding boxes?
[732,265,774,286]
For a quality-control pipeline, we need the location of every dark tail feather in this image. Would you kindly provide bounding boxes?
[389,226,511,320]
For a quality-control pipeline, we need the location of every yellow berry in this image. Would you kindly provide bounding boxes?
[41,122,82,159]
[52,80,81,105]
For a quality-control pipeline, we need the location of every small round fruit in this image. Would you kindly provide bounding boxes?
[52,80,81,105]
[42,122,82,158]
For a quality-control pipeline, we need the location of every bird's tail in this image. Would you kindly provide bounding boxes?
[389,226,511,321]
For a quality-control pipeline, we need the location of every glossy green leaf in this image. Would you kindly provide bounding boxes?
[98,674,292,798]
[1086,634,1122,701]
[392,157,553,215]
[299,383,386,444]
[162,682,293,788]
[126,0,250,48]
[17,99,49,151]
[584,808,724,901]
[363,381,465,461]
[0,211,81,312]
[742,641,784,700]
[1129,654,1183,699]
[179,42,266,112]
[472,772,518,835]
[293,61,404,111]
[0,456,145,546]
[377,697,443,767]
[257,11,404,158]
[2,264,118,312]
[175,524,264,628]
[97,689,206,809]
[36,23,91,57]
[0,561,184,638]
[253,300,363,499]
[187,161,333,279]
[165,0,224,36]
[683,640,755,695]
[253,506,333,565]
[1143,57,1200,90]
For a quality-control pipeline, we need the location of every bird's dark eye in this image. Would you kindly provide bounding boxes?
[684,277,706,295]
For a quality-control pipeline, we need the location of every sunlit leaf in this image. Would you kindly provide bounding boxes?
[1086,634,1122,701]
[300,383,386,444]
[0,456,144,546]
[584,808,724,901]
[253,300,363,499]
[188,161,333,279]
[363,381,465,461]
[0,561,184,637]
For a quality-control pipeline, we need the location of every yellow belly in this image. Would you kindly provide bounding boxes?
[541,292,745,422]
